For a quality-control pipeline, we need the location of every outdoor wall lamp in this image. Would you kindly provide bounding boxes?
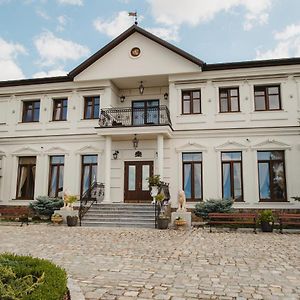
[164,92,169,100]
[120,95,125,103]
[139,81,144,95]
[132,134,139,149]
[113,150,119,160]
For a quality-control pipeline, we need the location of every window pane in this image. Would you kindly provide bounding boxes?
[194,163,202,199]
[257,152,271,161]
[270,151,283,160]
[51,156,64,164]
[220,92,228,98]
[222,152,241,161]
[142,165,150,191]
[230,89,238,97]
[49,166,57,197]
[268,87,279,94]
[58,166,64,194]
[128,165,136,191]
[230,97,239,111]
[93,99,100,118]
[17,166,28,198]
[192,91,200,98]
[220,98,228,112]
[269,95,280,109]
[62,106,67,120]
[20,157,36,164]
[91,165,97,183]
[183,94,190,100]
[258,162,270,199]
[255,90,265,96]
[82,166,90,195]
[272,161,285,200]
[233,163,242,200]
[33,107,40,121]
[183,164,192,199]
[85,104,92,119]
[193,99,201,113]
[183,153,202,162]
[183,101,190,114]
[83,155,97,164]
[223,163,231,199]
[255,96,266,110]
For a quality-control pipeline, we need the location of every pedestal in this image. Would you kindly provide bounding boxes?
[171,211,192,228]
[54,208,78,224]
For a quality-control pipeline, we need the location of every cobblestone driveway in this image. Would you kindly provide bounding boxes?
[0,225,299,300]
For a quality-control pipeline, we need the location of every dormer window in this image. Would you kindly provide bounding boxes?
[22,100,40,122]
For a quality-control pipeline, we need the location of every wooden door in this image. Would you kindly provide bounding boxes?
[124,161,153,202]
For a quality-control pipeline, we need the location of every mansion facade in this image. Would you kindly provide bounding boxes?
[0,25,300,210]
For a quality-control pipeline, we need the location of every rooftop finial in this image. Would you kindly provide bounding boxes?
[128,11,138,25]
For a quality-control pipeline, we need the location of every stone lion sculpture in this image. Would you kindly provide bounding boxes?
[177,190,187,212]
[63,189,72,209]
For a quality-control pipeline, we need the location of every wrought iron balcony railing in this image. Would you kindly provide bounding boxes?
[99,105,172,128]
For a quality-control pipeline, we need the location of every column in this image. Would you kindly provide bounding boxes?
[103,136,111,202]
[157,134,164,180]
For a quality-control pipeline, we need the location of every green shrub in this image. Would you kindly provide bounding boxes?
[0,253,67,300]
[29,196,63,219]
[194,198,234,219]
[258,210,275,223]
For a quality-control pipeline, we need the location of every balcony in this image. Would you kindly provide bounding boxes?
[99,105,172,128]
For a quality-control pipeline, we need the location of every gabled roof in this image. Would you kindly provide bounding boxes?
[68,25,204,78]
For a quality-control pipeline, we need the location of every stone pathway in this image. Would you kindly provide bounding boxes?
[0,225,299,299]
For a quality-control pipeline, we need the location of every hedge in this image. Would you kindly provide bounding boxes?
[0,253,67,300]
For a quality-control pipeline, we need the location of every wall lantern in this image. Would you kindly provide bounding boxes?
[132,134,139,149]
[164,92,169,100]
[139,81,144,95]
[113,150,119,160]
[120,95,125,103]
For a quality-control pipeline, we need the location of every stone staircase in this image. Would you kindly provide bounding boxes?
[81,203,156,228]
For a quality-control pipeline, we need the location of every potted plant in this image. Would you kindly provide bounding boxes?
[155,193,169,229]
[259,210,274,232]
[66,215,78,227]
[65,194,78,209]
[174,216,187,227]
[51,213,63,225]
[147,175,161,198]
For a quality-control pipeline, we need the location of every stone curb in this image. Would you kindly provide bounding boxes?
[68,277,85,300]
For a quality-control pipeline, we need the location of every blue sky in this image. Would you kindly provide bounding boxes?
[1,0,300,81]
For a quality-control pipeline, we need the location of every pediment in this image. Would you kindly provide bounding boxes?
[176,142,207,152]
[215,140,248,152]
[76,145,103,154]
[44,146,69,155]
[12,146,39,156]
[73,27,201,82]
[251,139,291,150]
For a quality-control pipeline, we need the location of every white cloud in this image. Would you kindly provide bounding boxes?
[33,69,67,78]
[34,31,90,66]
[93,11,136,38]
[57,0,83,5]
[0,38,26,80]
[256,23,300,59]
[36,9,50,20]
[146,26,179,42]
[57,15,68,31]
[147,0,272,31]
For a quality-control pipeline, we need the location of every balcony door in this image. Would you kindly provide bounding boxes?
[124,161,153,202]
[132,100,159,126]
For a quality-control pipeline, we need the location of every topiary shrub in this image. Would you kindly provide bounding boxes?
[194,198,234,220]
[0,253,67,300]
[29,196,63,219]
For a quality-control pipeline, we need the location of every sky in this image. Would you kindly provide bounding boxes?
[1,0,300,81]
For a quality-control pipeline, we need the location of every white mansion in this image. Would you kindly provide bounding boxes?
[0,25,299,210]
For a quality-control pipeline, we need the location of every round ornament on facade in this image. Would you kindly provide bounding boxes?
[130,47,141,57]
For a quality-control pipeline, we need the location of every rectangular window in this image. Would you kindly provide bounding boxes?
[81,155,97,198]
[254,85,281,111]
[132,100,159,125]
[16,156,36,200]
[219,87,240,113]
[182,152,202,201]
[221,152,243,201]
[53,98,68,121]
[22,100,40,122]
[182,90,201,114]
[257,151,286,202]
[84,96,100,119]
[49,156,64,198]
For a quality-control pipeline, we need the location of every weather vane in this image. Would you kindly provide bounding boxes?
[128,11,138,25]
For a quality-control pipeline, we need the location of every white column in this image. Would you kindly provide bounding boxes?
[103,136,111,202]
[157,134,164,180]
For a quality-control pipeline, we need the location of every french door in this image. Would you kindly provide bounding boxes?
[124,161,153,202]
[132,100,159,126]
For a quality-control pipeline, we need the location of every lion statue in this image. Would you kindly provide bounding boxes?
[177,190,187,212]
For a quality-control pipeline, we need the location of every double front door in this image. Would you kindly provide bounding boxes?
[124,161,153,202]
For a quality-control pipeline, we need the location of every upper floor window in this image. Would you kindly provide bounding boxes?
[254,85,281,111]
[22,100,40,122]
[219,87,240,113]
[53,98,68,121]
[84,96,100,119]
[182,90,201,114]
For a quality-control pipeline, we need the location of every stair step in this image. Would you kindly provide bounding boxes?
[84,217,154,222]
[82,222,155,228]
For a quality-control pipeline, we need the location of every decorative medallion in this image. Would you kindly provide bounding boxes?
[135,151,142,157]
[130,47,141,57]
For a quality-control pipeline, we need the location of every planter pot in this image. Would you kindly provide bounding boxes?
[261,221,273,232]
[51,215,63,225]
[174,219,187,227]
[150,186,159,197]
[67,216,78,227]
[157,218,169,229]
